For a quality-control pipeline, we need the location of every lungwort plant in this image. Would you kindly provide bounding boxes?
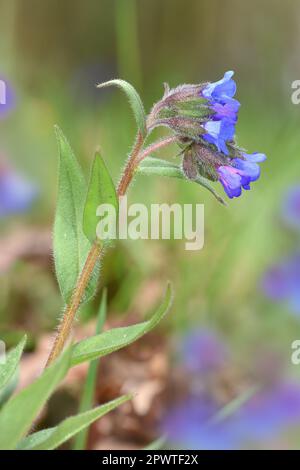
[0,72,266,450]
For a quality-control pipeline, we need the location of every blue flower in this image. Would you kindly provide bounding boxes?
[202,119,236,154]
[0,166,37,217]
[162,397,236,450]
[262,253,300,315]
[163,328,300,449]
[202,70,237,104]
[162,383,300,450]
[235,383,300,441]
[217,152,266,199]
[211,100,240,123]
[180,330,228,374]
[201,71,240,154]
[282,185,300,231]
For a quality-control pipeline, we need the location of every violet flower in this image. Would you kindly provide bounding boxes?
[0,165,37,217]
[282,185,300,231]
[262,253,300,315]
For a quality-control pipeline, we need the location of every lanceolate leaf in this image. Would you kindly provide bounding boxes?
[17,395,130,450]
[0,335,26,391]
[138,156,182,177]
[138,157,226,205]
[97,79,147,137]
[53,127,100,303]
[71,282,173,366]
[83,152,118,244]
[0,348,71,450]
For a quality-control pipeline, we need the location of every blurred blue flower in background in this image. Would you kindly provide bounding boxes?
[163,383,300,450]
[0,162,37,217]
[262,253,300,315]
[163,330,300,449]
[162,396,235,450]
[235,383,300,441]
[282,185,300,231]
[180,329,228,374]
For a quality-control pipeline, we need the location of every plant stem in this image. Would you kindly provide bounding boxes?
[117,131,144,196]
[45,132,145,368]
[136,135,178,164]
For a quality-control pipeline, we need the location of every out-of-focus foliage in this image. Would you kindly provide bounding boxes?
[1,0,300,450]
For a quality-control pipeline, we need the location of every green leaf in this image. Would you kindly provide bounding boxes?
[17,395,130,450]
[0,348,71,450]
[71,282,173,366]
[97,79,147,137]
[53,126,100,303]
[138,157,226,205]
[73,290,107,450]
[83,153,118,244]
[0,335,26,391]
[0,371,18,407]
[138,156,182,177]
[144,435,167,450]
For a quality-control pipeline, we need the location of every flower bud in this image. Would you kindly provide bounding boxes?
[148,71,240,155]
[181,143,266,199]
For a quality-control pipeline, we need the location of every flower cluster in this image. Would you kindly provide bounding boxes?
[149,71,266,199]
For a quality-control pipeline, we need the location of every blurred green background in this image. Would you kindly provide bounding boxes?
[1,0,300,446]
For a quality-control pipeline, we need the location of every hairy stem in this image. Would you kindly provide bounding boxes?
[45,128,177,367]
[45,132,145,367]
[117,131,144,196]
[136,135,178,164]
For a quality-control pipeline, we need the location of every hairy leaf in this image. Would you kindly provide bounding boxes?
[0,335,26,392]
[83,152,118,244]
[0,348,70,450]
[53,126,100,303]
[138,157,226,205]
[97,79,147,137]
[71,282,173,366]
[17,395,130,450]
